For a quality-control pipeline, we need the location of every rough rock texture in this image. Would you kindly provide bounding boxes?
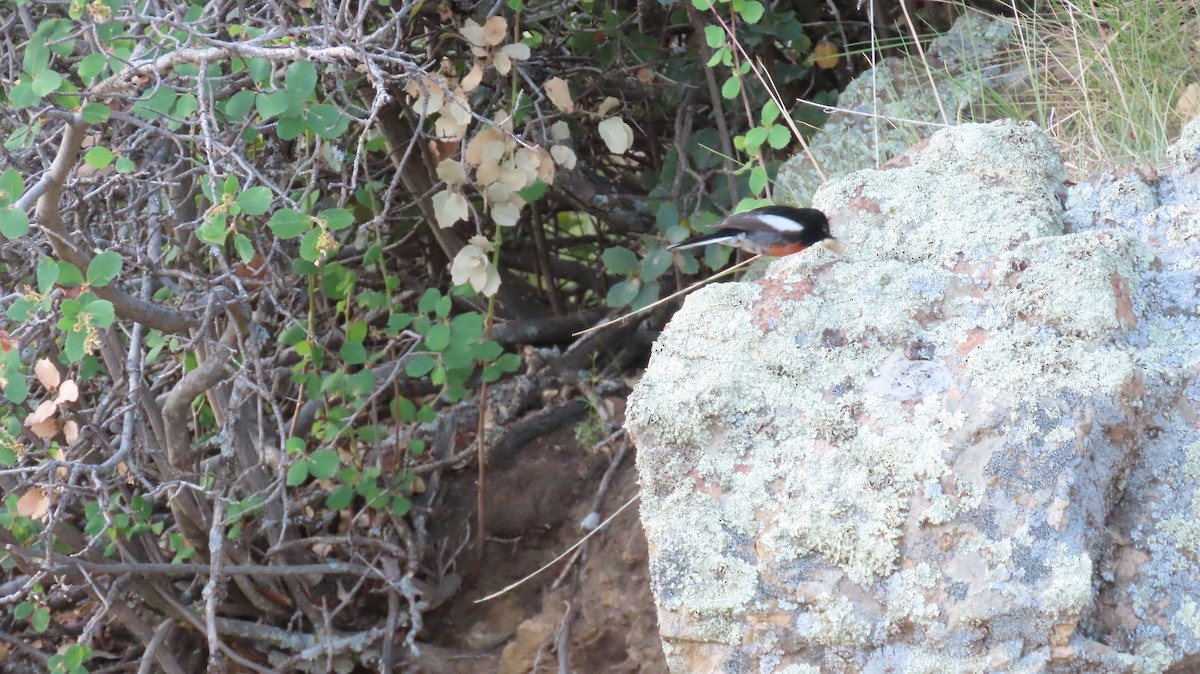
[776,12,1021,207]
[626,119,1200,673]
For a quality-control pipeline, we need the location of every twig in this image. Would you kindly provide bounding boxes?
[474,495,638,603]
[573,254,762,337]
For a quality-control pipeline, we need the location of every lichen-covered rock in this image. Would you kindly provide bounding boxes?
[626,119,1200,673]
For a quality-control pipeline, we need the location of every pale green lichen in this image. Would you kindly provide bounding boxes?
[884,563,942,632]
[807,595,874,647]
[1040,545,1093,614]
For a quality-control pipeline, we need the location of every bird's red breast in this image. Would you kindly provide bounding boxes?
[759,242,811,257]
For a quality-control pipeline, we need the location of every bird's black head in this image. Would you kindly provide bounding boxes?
[746,205,833,246]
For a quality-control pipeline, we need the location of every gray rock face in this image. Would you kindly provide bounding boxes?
[626,119,1200,673]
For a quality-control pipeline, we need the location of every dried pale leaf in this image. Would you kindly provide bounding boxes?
[445,96,473,126]
[597,96,620,117]
[491,200,522,227]
[485,182,514,204]
[514,147,540,171]
[436,158,469,185]
[500,43,530,62]
[535,147,556,183]
[55,380,79,405]
[434,114,469,142]
[462,63,484,92]
[16,488,51,521]
[493,51,513,76]
[598,116,634,155]
[500,165,532,190]
[431,189,469,228]
[476,159,501,186]
[482,138,508,164]
[482,16,508,46]
[550,120,571,141]
[813,40,839,70]
[636,67,656,84]
[496,109,514,133]
[30,417,59,439]
[465,128,504,165]
[34,359,60,391]
[544,77,574,114]
[461,18,486,47]
[451,244,501,296]
[551,145,577,170]
[1178,83,1200,119]
[63,420,79,444]
[406,77,446,116]
[25,399,58,426]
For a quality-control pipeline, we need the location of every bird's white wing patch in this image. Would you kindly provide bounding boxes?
[752,213,804,232]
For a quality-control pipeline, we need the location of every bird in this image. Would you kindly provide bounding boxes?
[667,206,843,257]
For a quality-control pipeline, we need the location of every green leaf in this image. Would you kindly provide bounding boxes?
[86,250,123,286]
[307,104,342,138]
[656,202,680,232]
[0,168,25,206]
[740,0,764,23]
[0,208,30,239]
[607,279,641,307]
[24,40,49,75]
[692,0,712,9]
[276,114,305,140]
[307,449,339,479]
[435,295,452,319]
[320,208,354,230]
[300,228,323,262]
[255,91,292,119]
[339,340,367,365]
[325,484,354,510]
[640,245,673,280]
[744,126,768,150]
[405,354,436,377]
[82,298,115,328]
[450,312,484,342]
[496,352,521,373]
[114,157,135,173]
[704,25,725,49]
[394,397,416,422]
[268,209,310,238]
[767,124,792,149]
[286,61,318,100]
[224,89,256,118]
[37,257,59,293]
[58,262,84,287]
[237,186,273,216]
[132,87,178,120]
[83,146,115,169]
[749,165,768,195]
[761,100,781,125]
[602,246,639,275]
[425,323,451,351]
[81,102,111,123]
[418,289,441,314]
[77,53,107,82]
[285,460,309,486]
[30,69,63,96]
[721,76,740,100]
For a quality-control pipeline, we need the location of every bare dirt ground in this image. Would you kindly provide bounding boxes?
[417,423,667,674]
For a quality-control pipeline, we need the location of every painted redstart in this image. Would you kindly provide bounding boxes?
[667,206,842,257]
